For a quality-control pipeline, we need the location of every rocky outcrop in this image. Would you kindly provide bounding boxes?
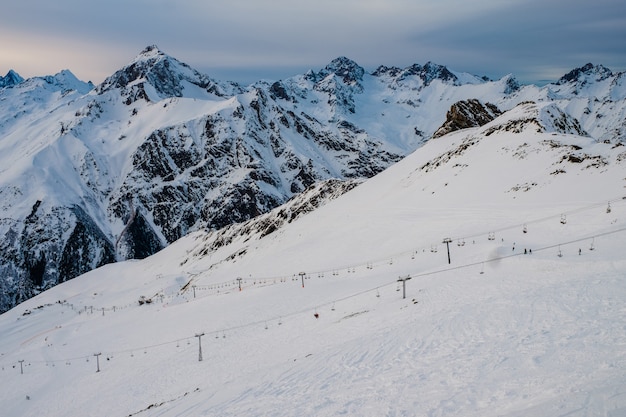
[432,99,501,138]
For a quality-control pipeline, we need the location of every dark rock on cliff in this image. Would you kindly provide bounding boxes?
[432,99,502,138]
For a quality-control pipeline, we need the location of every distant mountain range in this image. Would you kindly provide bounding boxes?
[0,45,624,312]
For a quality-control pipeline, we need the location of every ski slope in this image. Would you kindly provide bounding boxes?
[1,103,625,416]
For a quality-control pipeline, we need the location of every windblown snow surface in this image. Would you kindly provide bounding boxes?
[1,102,625,416]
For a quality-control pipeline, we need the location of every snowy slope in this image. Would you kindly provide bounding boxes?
[1,101,625,416]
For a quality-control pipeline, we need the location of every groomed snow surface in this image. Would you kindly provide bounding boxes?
[1,121,626,416]
[2,211,625,417]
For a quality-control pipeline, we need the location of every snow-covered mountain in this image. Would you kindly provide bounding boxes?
[1,46,625,313]
[1,99,624,416]
[0,70,24,88]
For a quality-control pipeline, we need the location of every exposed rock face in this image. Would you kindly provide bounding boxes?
[0,202,116,310]
[432,99,502,138]
[190,178,361,259]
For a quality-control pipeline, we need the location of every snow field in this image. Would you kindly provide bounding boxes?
[1,196,625,416]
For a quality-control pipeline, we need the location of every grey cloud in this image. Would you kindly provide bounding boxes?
[1,0,624,85]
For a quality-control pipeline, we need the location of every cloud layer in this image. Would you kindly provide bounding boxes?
[1,0,625,84]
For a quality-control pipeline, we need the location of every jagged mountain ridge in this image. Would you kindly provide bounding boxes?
[1,47,625,312]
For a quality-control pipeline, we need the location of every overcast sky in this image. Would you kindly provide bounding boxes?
[1,0,625,86]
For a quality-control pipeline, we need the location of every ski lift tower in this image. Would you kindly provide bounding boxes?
[397,275,412,299]
[442,238,452,264]
[195,333,205,362]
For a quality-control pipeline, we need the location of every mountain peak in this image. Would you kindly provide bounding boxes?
[557,63,613,85]
[134,44,166,63]
[41,69,94,94]
[419,61,458,85]
[320,56,365,84]
[0,69,24,88]
[96,45,222,102]
[502,74,520,94]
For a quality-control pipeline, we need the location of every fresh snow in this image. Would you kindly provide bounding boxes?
[1,101,625,416]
